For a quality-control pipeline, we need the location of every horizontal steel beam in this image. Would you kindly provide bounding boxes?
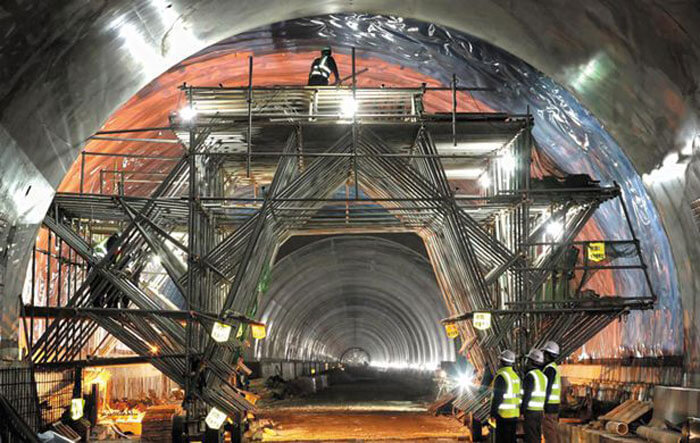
[181,84,495,92]
[22,305,265,326]
[34,353,197,370]
[88,135,182,144]
[442,299,654,323]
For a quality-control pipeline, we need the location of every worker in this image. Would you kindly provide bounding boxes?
[520,348,547,443]
[489,349,520,443]
[542,341,562,443]
[308,47,340,86]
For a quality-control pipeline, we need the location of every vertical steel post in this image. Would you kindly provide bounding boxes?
[522,107,533,353]
[185,85,196,435]
[30,244,36,353]
[79,151,86,194]
[247,56,254,178]
[617,184,656,301]
[352,47,359,200]
[452,74,457,147]
[45,231,51,356]
[296,125,304,171]
[57,239,62,313]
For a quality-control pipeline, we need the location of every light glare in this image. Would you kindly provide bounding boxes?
[500,152,516,171]
[341,96,357,118]
[478,174,491,189]
[179,106,197,121]
[546,220,564,238]
[457,373,473,390]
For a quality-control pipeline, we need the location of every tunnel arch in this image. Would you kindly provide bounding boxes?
[254,235,455,367]
[340,347,372,366]
[0,2,697,380]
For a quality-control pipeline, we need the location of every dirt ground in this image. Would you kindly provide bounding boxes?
[251,370,471,441]
[256,410,470,441]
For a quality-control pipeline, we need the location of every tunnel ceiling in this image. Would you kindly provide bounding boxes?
[255,235,455,368]
[51,13,681,360]
[0,1,698,376]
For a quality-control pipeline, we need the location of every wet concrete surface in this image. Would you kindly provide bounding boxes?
[254,370,471,441]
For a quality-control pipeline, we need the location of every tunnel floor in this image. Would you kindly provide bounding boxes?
[251,369,470,441]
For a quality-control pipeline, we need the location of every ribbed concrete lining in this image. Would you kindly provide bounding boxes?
[254,235,455,366]
[0,2,698,380]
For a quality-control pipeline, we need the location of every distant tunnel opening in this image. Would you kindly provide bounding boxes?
[254,234,455,369]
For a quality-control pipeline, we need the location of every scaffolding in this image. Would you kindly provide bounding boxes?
[21,53,655,430]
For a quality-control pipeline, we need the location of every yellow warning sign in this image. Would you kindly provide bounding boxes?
[587,242,606,262]
[444,323,459,339]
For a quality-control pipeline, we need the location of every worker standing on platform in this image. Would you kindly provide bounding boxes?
[308,47,340,86]
[489,349,520,443]
[542,341,562,442]
[520,348,547,443]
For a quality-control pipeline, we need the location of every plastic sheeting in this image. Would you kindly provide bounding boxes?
[52,13,682,360]
[204,14,682,359]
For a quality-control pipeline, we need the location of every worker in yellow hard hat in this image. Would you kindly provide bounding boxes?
[489,349,520,443]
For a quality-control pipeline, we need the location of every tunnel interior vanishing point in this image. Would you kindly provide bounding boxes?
[1,3,700,441]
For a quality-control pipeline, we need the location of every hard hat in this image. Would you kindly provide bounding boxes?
[542,341,560,356]
[526,348,545,365]
[322,46,332,55]
[499,350,516,365]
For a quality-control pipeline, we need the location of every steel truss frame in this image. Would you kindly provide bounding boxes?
[23,76,654,426]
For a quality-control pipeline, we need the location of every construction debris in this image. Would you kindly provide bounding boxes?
[252,374,331,401]
[141,404,183,442]
[596,399,653,435]
[636,425,682,443]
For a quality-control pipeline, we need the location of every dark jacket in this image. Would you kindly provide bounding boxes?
[308,55,339,84]
[543,364,560,413]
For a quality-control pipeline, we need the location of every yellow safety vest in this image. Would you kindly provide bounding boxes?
[491,366,521,419]
[544,362,561,405]
[524,369,547,411]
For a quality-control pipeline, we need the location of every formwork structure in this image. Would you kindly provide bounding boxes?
[19,55,655,432]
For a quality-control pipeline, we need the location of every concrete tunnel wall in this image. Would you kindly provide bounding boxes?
[254,235,455,367]
[0,1,699,383]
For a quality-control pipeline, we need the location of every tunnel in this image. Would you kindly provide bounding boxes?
[1,2,699,441]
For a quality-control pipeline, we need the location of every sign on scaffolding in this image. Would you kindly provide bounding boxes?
[587,242,606,262]
[444,323,459,339]
[473,312,492,330]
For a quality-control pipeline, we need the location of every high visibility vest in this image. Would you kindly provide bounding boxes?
[524,369,547,411]
[545,362,561,405]
[491,366,521,419]
[311,56,332,79]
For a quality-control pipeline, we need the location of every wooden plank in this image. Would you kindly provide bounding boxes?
[618,401,652,424]
[600,400,652,425]
[601,400,636,421]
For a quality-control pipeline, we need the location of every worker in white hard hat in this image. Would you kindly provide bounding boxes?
[541,341,561,442]
[308,47,340,86]
[520,348,547,443]
[488,349,520,443]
